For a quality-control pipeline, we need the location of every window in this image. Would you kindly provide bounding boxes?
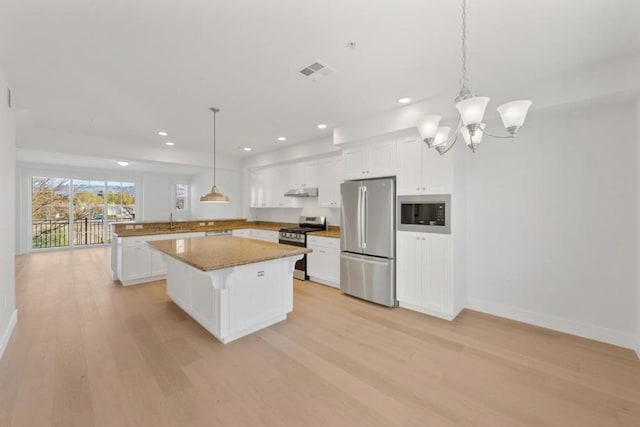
[174,183,188,212]
[31,176,136,249]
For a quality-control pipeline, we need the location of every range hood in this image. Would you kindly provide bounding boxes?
[284,187,318,198]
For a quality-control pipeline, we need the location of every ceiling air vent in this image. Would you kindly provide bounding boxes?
[299,60,335,77]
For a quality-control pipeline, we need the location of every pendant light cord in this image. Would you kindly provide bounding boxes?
[210,107,220,187]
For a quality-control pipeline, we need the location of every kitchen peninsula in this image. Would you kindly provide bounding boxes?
[148,234,310,344]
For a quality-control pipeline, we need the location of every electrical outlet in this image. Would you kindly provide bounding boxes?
[125,225,134,230]
[135,225,143,229]
[199,222,205,226]
[208,222,214,226]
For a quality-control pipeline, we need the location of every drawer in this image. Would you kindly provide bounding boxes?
[121,236,151,247]
[307,236,339,248]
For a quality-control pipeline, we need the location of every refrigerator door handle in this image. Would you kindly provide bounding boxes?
[361,185,367,249]
[357,184,362,248]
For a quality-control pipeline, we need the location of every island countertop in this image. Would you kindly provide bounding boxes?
[147,235,311,272]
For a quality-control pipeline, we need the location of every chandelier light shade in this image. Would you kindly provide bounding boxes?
[417,115,442,147]
[496,100,533,132]
[433,127,451,147]
[460,123,486,152]
[455,96,490,126]
[200,107,230,203]
[418,0,532,154]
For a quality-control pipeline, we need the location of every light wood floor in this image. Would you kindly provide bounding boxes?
[1,247,639,426]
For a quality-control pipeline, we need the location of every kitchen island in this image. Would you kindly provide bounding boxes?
[147,235,310,344]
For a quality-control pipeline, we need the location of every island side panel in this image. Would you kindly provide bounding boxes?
[163,254,303,344]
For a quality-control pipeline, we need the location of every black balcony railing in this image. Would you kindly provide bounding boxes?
[32,219,116,249]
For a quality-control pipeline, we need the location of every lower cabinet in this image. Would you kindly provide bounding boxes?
[307,235,340,287]
[396,231,457,320]
[250,229,279,243]
[231,229,252,238]
[116,232,204,286]
[121,245,152,282]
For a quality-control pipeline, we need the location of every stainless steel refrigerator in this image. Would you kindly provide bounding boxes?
[340,178,396,307]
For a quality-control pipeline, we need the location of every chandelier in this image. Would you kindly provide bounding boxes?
[417,0,532,154]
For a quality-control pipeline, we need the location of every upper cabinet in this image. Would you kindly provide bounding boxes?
[342,138,396,180]
[317,157,343,208]
[250,168,273,208]
[249,155,342,209]
[396,134,452,195]
[288,162,320,190]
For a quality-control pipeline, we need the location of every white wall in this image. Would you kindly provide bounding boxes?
[0,66,17,358]
[465,99,638,348]
[189,168,243,220]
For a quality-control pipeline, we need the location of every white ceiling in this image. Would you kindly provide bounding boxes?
[2,0,640,165]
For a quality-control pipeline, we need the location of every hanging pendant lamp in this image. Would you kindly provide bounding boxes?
[200,107,230,203]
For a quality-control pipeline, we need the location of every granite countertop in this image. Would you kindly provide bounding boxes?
[147,235,311,272]
[112,219,296,237]
[308,229,341,238]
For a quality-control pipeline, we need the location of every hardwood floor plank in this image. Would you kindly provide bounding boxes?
[1,247,639,427]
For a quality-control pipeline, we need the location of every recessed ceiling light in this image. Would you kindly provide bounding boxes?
[317,124,327,129]
[158,131,168,136]
[117,161,129,166]
[243,147,252,152]
[165,141,175,146]
[277,137,287,141]
[397,97,411,104]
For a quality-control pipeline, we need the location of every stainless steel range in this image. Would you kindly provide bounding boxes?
[278,216,326,280]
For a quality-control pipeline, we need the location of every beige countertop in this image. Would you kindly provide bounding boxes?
[112,219,296,237]
[308,229,341,238]
[147,235,311,272]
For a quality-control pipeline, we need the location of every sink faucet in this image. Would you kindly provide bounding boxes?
[169,212,175,230]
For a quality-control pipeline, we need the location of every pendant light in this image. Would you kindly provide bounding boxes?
[200,107,230,203]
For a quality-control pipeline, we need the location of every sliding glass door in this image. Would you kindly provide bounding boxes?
[32,177,71,249]
[31,176,136,250]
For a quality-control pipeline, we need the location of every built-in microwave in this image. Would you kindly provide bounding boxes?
[397,194,451,234]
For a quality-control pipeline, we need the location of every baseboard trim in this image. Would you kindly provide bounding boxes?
[466,298,635,350]
[0,309,18,359]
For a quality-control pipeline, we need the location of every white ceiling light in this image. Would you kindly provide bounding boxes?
[317,124,327,129]
[397,97,411,104]
[277,137,287,141]
[117,161,129,166]
[158,131,168,136]
[165,141,175,146]
[200,108,230,203]
[243,147,252,152]
[417,0,532,154]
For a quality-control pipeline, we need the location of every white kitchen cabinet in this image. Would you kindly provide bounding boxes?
[307,235,340,287]
[343,138,396,180]
[116,231,204,286]
[396,231,455,319]
[250,229,279,243]
[396,134,452,195]
[288,162,320,189]
[271,167,297,208]
[121,245,152,282]
[232,229,252,238]
[317,157,343,208]
[250,169,274,207]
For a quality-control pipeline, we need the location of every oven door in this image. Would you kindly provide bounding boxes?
[278,239,307,280]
